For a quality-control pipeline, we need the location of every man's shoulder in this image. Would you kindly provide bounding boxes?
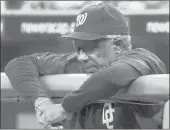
[120,48,157,59]
[131,48,154,54]
[115,48,166,74]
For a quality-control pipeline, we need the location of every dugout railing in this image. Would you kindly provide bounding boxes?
[1,73,169,129]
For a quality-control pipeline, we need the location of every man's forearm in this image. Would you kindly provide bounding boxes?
[62,63,141,113]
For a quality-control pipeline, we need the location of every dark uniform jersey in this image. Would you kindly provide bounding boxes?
[5,48,166,129]
[61,48,166,129]
[5,52,85,101]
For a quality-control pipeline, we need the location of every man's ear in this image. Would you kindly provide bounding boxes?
[114,39,123,54]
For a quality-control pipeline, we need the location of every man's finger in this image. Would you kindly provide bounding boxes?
[83,60,98,69]
[36,109,43,116]
[43,124,54,129]
[51,123,64,129]
[36,108,44,120]
[36,111,47,127]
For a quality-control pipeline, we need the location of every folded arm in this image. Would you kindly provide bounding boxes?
[62,63,144,113]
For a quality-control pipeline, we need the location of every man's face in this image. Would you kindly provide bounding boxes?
[73,38,117,68]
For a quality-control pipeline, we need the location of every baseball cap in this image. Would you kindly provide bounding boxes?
[61,3,129,40]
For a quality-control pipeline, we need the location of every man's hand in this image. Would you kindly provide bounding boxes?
[35,98,67,129]
[35,97,54,128]
[39,104,72,126]
[78,53,106,73]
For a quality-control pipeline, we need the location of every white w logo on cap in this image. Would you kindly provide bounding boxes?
[76,13,87,27]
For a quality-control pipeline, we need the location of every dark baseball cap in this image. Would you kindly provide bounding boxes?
[61,3,129,40]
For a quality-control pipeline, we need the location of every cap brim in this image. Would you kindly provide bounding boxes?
[60,32,106,40]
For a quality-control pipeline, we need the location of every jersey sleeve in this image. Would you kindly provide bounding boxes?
[62,63,142,113]
[4,52,79,102]
[35,52,76,75]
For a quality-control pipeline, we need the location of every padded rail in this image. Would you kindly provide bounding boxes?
[1,73,169,104]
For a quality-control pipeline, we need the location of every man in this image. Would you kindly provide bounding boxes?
[5,3,166,129]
